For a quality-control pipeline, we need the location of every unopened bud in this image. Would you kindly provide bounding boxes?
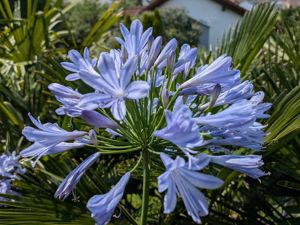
[162,88,169,108]
[89,130,98,146]
[208,84,221,108]
[167,51,175,73]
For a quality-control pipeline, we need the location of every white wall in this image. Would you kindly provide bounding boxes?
[160,0,243,48]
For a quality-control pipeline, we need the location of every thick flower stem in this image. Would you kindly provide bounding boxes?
[140,148,150,225]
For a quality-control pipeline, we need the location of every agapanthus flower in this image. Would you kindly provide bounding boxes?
[139,37,177,72]
[179,55,240,93]
[196,93,270,151]
[173,44,197,76]
[158,153,223,223]
[55,152,100,200]
[48,83,99,117]
[61,47,97,81]
[196,100,256,130]
[154,106,204,155]
[195,154,268,179]
[206,126,266,151]
[0,151,25,204]
[0,179,19,202]
[199,80,254,109]
[142,36,163,70]
[0,151,25,179]
[250,92,272,119]
[20,114,88,165]
[87,172,130,225]
[116,19,152,58]
[79,52,150,120]
[154,38,177,69]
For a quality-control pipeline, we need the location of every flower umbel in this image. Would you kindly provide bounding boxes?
[19,19,272,224]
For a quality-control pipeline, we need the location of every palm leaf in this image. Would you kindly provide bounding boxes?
[217,4,278,74]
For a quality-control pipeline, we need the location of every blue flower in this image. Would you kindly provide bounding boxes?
[196,92,271,151]
[79,52,150,120]
[61,47,96,81]
[195,154,268,179]
[250,92,272,119]
[206,127,266,151]
[48,83,99,117]
[196,100,256,130]
[142,36,163,70]
[55,152,100,200]
[154,106,204,155]
[116,19,152,58]
[0,151,25,204]
[0,151,25,179]
[173,44,197,76]
[158,153,223,223]
[139,37,177,72]
[179,55,240,92]
[154,38,177,69]
[87,172,130,225]
[0,179,19,202]
[21,114,88,165]
[199,80,254,109]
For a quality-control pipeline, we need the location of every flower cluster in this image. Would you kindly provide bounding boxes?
[20,19,271,224]
[0,151,25,202]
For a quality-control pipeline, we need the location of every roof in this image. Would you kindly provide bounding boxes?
[123,0,168,15]
[124,0,246,16]
[213,0,246,15]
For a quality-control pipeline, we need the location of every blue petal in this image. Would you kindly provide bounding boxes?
[81,110,118,129]
[111,100,126,121]
[180,169,224,189]
[125,81,150,99]
[120,56,137,88]
[55,152,100,200]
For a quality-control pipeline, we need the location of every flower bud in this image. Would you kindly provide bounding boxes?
[162,88,169,108]
[167,51,175,73]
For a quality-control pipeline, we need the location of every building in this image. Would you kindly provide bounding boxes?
[125,0,246,49]
[159,0,246,48]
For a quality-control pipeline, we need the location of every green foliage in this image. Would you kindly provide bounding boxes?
[201,4,300,224]
[159,8,202,47]
[217,3,278,74]
[64,0,122,51]
[120,0,143,8]
[81,1,121,47]
[64,0,110,44]
[0,0,73,151]
[0,0,121,151]
[141,10,164,38]
[138,8,202,47]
